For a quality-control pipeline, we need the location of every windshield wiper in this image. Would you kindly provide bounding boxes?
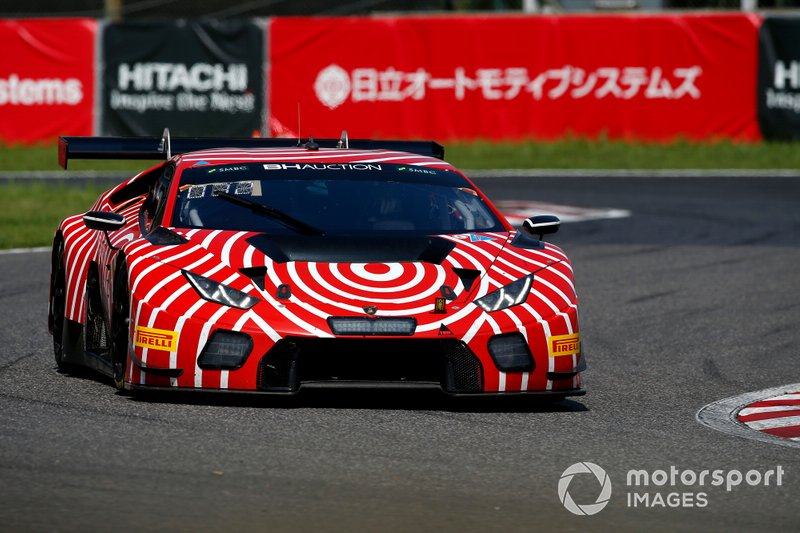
[215,191,325,236]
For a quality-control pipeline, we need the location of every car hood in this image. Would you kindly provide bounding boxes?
[139,227,570,337]
[177,228,510,301]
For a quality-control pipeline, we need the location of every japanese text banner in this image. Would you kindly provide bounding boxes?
[269,14,761,142]
[0,19,96,144]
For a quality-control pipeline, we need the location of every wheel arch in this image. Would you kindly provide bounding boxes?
[59,214,100,326]
[49,227,87,367]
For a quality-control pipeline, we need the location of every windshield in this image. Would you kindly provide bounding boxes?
[171,162,505,236]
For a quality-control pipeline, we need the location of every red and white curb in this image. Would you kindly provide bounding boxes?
[737,392,800,441]
[697,384,800,449]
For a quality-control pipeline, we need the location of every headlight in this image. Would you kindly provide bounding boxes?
[183,270,259,310]
[474,275,533,312]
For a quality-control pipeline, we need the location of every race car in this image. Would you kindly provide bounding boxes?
[49,131,584,397]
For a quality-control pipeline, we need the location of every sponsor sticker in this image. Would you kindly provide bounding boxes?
[397,166,436,175]
[548,333,580,357]
[187,185,206,198]
[469,234,496,243]
[185,181,261,198]
[135,326,179,351]
[211,183,229,196]
[209,165,248,173]
[263,163,382,171]
[234,181,253,195]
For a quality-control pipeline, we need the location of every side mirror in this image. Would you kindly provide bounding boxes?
[83,211,126,232]
[522,215,560,240]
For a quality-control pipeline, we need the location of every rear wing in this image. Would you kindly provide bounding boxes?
[58,130,445,169]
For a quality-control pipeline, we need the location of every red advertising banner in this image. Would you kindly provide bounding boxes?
[270,14,762,142]
[0,19,96,145]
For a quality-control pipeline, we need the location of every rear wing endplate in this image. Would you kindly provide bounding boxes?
[58,131,445,169]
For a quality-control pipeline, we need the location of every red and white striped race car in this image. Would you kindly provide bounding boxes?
[49,133,584,397]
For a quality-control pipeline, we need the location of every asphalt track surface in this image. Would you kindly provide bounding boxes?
[1,175,799,532]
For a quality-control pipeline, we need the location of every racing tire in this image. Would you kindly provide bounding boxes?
[50,241,69,370]
[110,260,131,391]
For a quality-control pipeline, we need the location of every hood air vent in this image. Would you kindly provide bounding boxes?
[239,266,268,290]
[452,268,481,292]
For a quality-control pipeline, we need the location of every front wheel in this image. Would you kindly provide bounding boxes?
[110,261,131,391]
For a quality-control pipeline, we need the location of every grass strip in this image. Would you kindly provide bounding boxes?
[446,138,800,170]
[2,139,800,171]
[0,183,106,249]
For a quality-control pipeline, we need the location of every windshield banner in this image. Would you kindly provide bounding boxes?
[101,20,265,137]
[269,14,762,142]
[0,19,96,144]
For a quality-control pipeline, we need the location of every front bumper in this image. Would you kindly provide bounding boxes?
[126,298,585,396]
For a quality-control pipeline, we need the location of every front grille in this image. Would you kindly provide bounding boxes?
[256,338,483,393]
[256,339,299,392]
[443,341,484,393]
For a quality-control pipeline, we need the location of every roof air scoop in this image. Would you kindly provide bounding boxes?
[337,130,349,149]
[160,128,172,159]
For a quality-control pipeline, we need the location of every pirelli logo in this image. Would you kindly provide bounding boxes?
[548,333,580,357]
[134,326,178,352]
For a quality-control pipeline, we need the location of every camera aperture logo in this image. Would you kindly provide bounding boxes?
[558,462,785,515]
[558,462,612,516]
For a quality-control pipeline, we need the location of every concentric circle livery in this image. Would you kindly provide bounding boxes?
[49,138,585,397]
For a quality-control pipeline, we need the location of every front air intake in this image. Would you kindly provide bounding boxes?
[442,341,484,392]
[256,338,483,393]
